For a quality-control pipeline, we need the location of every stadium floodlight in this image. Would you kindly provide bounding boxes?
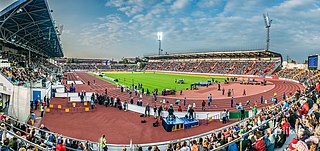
[157,32,163,41]
[263,13,272,51]
[157,32,163,55]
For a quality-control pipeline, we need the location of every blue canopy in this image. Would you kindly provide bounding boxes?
[0,0,63,57]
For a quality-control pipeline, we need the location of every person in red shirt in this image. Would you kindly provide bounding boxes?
[178,106,182,112]
[254,131,266,151]
[202,100,206,111]
[281,118,290,137]
[301,100,309,115]
[56,139,67,151]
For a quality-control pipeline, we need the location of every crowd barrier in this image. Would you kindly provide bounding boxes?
[55,92,94,98]
[126,103,221,120]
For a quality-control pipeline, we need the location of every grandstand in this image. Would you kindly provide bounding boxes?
[145,49,282,76]
[0,0,64,150]
[58,58,139,71]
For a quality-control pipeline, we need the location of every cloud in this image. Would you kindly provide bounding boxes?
[171,0,189,11]
[197,0,222,8]
[105,0,147,17]
[105,0,125,7]
[70,0,320,61]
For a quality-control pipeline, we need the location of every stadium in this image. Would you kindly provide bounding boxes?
[0,0,320,151]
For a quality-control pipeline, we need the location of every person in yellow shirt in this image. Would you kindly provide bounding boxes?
[40,104,44,117]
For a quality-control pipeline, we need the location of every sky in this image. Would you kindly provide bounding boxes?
[1,0,320,62]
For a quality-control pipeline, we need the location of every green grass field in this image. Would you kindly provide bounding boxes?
[101,72,226,91]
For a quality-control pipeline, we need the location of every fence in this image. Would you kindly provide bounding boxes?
[0,128,47,150]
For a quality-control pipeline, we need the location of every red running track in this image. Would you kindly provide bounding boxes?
[64,72,304,112]
[40,71,303,144]
[42,97,237,144]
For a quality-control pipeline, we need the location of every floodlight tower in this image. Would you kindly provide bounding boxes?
[263,13,272,51]
[157,32,163,55]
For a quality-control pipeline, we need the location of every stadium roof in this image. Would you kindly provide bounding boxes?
[0,0,63,58]
[145,49,282,60]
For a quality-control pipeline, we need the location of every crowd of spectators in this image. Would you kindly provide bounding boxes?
[145,60,280,76]
[63,64,138,71]
[63,64,97,71]
[0,116,94,151]
[0,54,52,86]
[274,69,320,83]
[0,67,47,86]
[274,68,302,80]
[128,76,318,151]
[295,70,319,83]
[1,75,317,151]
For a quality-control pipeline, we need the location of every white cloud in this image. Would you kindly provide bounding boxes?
[71,0,320,61]
[171,0,189,11]
[105,0,147,17]
[197,0,221,8]
[105,0,125,7]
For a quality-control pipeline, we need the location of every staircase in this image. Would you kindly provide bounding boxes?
[208,62,218,73]
[310,71,320,79]
[192,61,203,72]
[293,69,306,79]
[266,62,281,76]
[246,61,256,74]
[228,62,235,74]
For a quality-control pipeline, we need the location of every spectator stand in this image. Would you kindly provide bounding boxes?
[213,88,316,151]
[1,127,47,150]
[1,115,101,151]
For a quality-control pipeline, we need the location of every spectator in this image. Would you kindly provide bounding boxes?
[56,139,67,151]
[265,128,275,151]
[253,131,266,151]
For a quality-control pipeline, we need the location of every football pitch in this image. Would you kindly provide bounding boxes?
[101,72,226,91]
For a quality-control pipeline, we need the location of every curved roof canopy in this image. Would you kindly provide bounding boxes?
[145,49,282,60]
[0,0,63,57]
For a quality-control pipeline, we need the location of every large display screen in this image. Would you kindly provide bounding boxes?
[308,55,318,69]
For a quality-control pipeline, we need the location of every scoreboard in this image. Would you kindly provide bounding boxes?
[308,55,320,70]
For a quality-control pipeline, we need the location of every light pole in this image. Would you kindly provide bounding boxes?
[263,13,272,51]
[157,32,163,55]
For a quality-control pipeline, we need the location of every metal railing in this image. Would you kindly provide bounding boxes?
[0,127,47,150]
[2,115,101,151]
[212,88,313,151]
